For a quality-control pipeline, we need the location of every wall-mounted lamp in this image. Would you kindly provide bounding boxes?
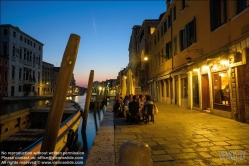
[202,65,209,72]
[220,60,229,66]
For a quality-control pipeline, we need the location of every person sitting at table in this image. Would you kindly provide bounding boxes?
[124,94,133,121]
[128,95,139,124]
[143,95,154,117]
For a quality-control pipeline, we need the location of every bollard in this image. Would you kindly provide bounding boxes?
[82,70,94,132]
[118,140,153,166]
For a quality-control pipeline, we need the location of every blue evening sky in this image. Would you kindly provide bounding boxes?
[1,1,166,87]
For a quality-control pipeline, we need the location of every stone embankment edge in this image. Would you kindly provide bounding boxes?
[84,102,115,166]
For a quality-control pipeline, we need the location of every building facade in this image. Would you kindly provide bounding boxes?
[147,0,249,123]
[0,55,9,97]
[128,25,141,94]
[0,24,43,96]
[41,61,54,95]
[137,19,160,95]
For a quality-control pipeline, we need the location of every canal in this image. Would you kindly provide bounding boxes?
[0,94,105,165]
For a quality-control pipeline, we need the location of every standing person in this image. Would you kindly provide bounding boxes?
[123,94,133,121]
[135,94,140,102]
[138,95,145,120]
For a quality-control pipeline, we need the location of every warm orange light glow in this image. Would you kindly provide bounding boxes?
[193,68,199,72]
[220,60,229,65]
[144,56,148,61]
[202,65,209,71]
[150,27,155,34]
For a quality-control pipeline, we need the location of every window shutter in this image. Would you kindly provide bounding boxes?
[179,30,183,51]
[193,17,196,43]
[210,0,215,31]
[169,41,172,59]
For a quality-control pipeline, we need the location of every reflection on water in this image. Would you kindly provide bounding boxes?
[1,95,105,166]
[66,95,105,165]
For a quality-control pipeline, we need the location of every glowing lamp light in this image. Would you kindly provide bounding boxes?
[220,60,229,65]
[219,73,225,77]
[202,65,209,71]
[144,56,148,61]
[213,64,218,71]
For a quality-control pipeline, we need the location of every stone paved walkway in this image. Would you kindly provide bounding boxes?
[84,101,115,166]
[114,102,249,166]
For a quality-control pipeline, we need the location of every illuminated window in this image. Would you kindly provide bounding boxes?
[213,71,230,105]
[150,27,155,34]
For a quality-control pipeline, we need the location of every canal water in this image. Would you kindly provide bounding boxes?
[0,94,105,165]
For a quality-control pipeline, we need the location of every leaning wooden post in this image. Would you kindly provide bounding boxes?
[39,34,80,165]
[82,70,94,132]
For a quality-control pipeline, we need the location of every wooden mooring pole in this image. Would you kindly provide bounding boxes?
[38,34,80,165]
[82,70,94,132]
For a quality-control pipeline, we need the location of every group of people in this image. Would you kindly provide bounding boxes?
[112,93,156,123]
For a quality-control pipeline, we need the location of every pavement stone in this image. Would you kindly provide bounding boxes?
[85,100,249,166]
[114,101,249,166]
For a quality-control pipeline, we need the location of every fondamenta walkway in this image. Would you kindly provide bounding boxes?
[114,102,249,166]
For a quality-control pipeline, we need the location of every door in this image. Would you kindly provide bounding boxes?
[175,77,179,105]
[192,75,199,107]
[202,74,210,110]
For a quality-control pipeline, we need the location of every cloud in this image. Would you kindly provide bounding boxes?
[92,14,97,37]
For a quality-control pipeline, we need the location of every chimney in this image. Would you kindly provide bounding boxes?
[166,0,171,10]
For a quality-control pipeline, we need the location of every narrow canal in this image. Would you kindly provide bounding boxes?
[0,94,105,165]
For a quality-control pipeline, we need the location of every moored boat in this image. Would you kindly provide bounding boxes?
[0,100,83,165]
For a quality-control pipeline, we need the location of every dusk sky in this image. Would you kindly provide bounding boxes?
[1,1,166,88]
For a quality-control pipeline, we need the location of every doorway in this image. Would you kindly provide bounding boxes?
[202,74,210,110]
[175,77,179,105]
